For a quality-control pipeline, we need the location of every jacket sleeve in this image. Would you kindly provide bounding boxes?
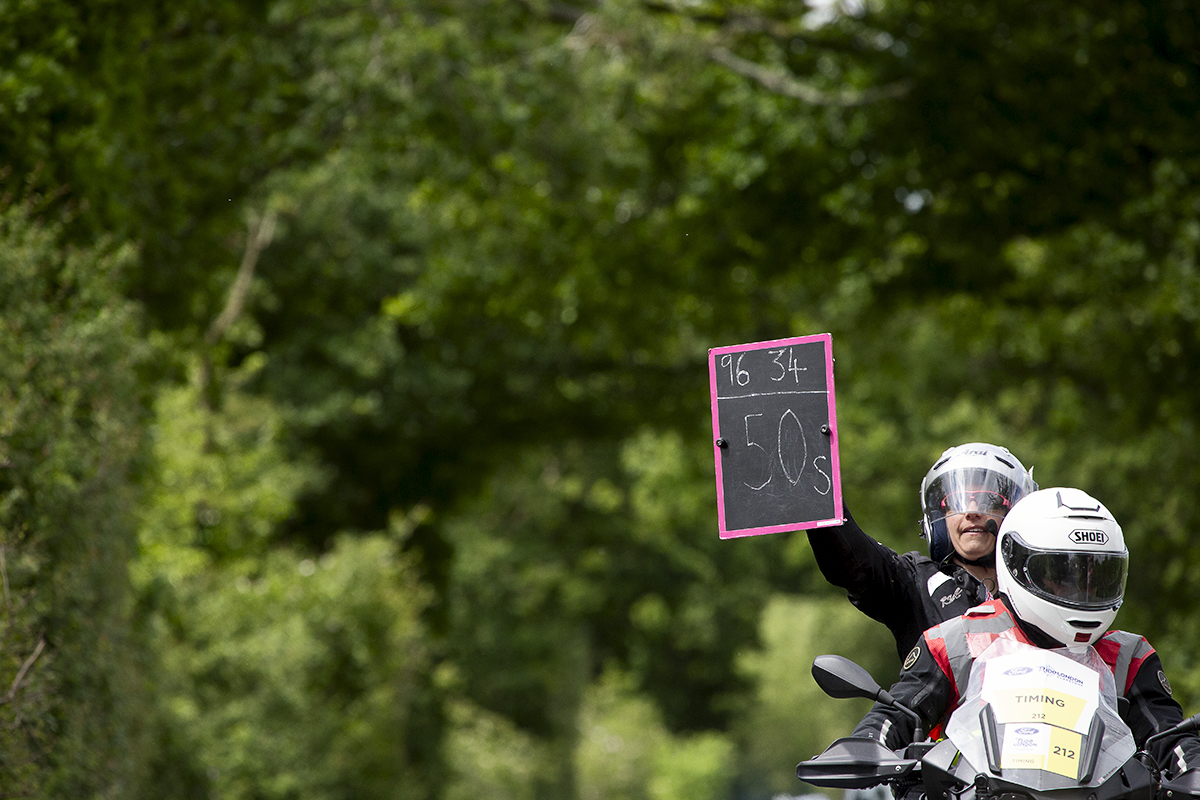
[806,502,911,628]
[1125,651,1200,778]
[850,632,954,750]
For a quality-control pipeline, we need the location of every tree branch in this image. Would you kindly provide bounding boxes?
[205,209,278,346]
[708,45,910,106]
[0,545,10,614]
[535,0,909,106]
[0,637,45,705]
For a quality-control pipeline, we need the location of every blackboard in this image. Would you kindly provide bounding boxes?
[708,333,843,538]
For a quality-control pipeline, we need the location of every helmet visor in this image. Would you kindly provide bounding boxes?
[924,469,1025,522]
[1002,535,1128,610]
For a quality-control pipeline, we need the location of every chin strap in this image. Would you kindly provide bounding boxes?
[957,552,996,568]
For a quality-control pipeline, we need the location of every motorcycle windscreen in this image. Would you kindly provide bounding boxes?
[945,637,1135,790]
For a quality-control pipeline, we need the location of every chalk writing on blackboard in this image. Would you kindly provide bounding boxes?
[708,333,843,539]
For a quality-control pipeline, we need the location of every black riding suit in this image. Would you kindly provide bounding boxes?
[808,505,991,659]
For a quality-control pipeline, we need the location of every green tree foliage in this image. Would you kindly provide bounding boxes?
[219,4,819,777]
[734,596,900,799]
[135,374,440,799]
[8,0,1200,797]
[0,200,151,796]
[443,697,547,800]
[0,0,303,323]
[576,668,734,800]
[147,534,435,800]
[441,430,791,796]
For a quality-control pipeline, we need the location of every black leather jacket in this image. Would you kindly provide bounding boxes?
[807,506,991,659]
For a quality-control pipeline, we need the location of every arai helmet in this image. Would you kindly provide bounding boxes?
[920,443,1038,564]
[996,487,1128,652]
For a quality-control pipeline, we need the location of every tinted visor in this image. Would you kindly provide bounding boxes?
[1001,535,1128,610]
[924,469,1022,521]
[940,490,1009,516]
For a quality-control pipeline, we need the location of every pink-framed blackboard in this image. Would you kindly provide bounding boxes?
[708,333,844,538]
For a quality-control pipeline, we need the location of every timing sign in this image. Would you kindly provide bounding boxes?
[708,333,843,538]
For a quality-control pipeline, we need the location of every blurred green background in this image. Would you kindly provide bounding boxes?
[3,0,1200,797]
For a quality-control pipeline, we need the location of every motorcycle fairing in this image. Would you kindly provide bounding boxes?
[946,637,1135,790]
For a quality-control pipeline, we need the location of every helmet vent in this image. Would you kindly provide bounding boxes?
[1054,491,1102,513]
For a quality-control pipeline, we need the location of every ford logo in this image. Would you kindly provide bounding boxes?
[1015,727,1039,735]
[1004,667,1033,676]
[1069,529,1109,545]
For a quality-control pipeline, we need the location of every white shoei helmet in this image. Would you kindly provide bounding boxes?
[920,443,1038,563]
[996,487,1129,652]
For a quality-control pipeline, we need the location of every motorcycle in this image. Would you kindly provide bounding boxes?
[795,638,1200,800]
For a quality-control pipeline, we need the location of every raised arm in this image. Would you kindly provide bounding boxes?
[807,504,912,630]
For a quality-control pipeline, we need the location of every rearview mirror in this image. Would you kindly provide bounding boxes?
[811,655,883,701]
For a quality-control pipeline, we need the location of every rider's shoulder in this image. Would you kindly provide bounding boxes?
[897,550,939,571]
[1095,628,1155,654]
[962,598,1008,618]
[955,597,1012,623]
[924,599,1005,640]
